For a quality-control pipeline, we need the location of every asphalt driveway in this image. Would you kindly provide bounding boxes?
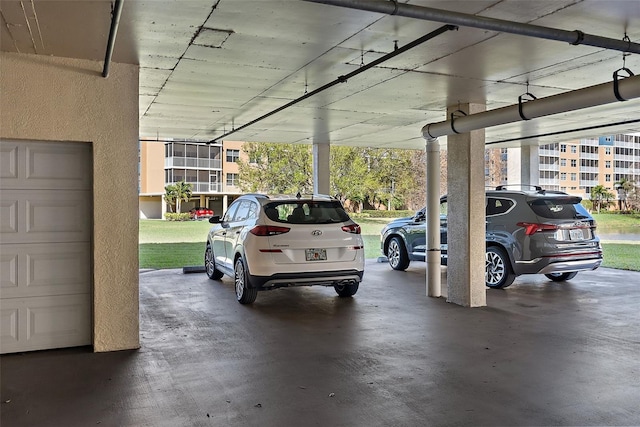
[2,261,639,426]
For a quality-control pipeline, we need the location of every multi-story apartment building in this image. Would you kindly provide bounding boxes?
[138,139,246,219]
[538,134,640,199]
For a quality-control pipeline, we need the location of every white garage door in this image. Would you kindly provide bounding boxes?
[1,140,92,354]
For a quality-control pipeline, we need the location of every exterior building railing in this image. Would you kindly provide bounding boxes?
[579,166,599,173]
[165,157,222,169]
[539,164,559,171]
[165,181,222,193]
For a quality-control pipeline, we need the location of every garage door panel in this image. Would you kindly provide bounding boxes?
[1,140,92,354]
[0,141,91,190]
[0,143,18,180]
[0,190,91,244]
[1,243,91,299]
[1,307,19,346]
[0,199,18,233]
[1,252,18,290]
[1,295,91,354]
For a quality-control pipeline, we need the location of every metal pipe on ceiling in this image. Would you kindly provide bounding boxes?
[422,74,640,139]
[102,0,124,78]
[209,24,456,143]
[304,0,640,54]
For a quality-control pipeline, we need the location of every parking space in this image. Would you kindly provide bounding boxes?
[2,261,639,426]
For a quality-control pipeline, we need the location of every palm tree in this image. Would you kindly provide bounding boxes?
[164,181,193,213]
[590,185,615,214]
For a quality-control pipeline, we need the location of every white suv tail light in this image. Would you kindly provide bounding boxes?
[250,225,291,236]
[341,224,361,234]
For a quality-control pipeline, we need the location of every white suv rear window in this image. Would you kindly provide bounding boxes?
[265,201,350,224]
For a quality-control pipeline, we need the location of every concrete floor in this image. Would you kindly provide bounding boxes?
[2,261,639,427]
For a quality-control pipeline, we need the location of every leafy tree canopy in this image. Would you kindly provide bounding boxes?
[238,142,424,211]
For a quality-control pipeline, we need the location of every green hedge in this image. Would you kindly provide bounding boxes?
[351,210,415,219]
[164,213,191,221]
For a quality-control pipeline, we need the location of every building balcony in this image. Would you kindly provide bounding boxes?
[580,166,599,173]
[539,164,559,171]
[579,153,598,160]
[166,181,222,193]
[165,157,222,169]
[539,178,559,186]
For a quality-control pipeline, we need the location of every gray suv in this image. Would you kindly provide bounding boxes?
[380,186,603,288]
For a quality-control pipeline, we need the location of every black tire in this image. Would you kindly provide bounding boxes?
[545,272,578,282]
[485,246,516,289]
[234,257,257,304]
[205,244,224,280]
[387,236,410,271]
[334,282,359,297]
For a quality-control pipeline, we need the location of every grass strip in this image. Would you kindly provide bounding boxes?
[140,241,639,272]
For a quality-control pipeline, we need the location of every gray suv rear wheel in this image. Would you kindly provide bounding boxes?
[485,246,516,289]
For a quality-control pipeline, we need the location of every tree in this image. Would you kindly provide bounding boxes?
[237,142,428,211]
[590,185,614,213]
[238,142,313,194]
[164,181,193,213]
[613,177,636,211]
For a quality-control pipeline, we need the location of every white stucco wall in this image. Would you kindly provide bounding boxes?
[0,52,140,352]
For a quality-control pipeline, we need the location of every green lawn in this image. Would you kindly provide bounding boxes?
[139,218,386,269]
[139,216,640,271]
[591,212,640,233]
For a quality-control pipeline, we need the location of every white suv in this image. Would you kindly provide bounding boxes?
[204,194,365,304]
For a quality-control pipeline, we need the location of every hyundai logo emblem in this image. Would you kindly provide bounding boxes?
[311,230,322,236]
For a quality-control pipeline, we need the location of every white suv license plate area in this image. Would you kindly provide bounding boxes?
[305,248,327,261]
[569,229,585,240]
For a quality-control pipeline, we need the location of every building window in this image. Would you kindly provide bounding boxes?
[226,173,238,186]
[226,149,240,162]
[560,172,567,181]
[570,145,577,154]
[570,173,577,181]
[605,160,611,168]
[560,144,567,153]
[605,174,611,182]
[560,159,566,167]
[570,159,577,167]
[605,147,611,155]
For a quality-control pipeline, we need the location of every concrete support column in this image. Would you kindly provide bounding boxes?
[199,195,206,207]
[313,142,330,195]
[223,194,229,214]
[426,138,441,297]
[507,146,539,186]
[161,197,167,219]
[446,103,486,307]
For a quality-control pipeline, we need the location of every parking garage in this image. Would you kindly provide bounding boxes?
[1,0,640,425]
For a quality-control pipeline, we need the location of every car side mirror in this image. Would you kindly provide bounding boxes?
[209,215,222,224]
[414,211,426,222]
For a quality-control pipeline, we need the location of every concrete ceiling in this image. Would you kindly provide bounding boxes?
[1,0,639,149]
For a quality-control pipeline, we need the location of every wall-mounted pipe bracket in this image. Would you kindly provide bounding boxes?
[450,109,467,134]
[613,67,635,101]
[518,92,537,120]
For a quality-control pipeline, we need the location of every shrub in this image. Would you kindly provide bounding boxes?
[164,212,191,221]
[351,210,415,219]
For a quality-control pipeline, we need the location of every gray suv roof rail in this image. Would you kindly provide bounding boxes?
[495,184,544,192]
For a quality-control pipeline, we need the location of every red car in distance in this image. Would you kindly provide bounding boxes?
[189,207,214,220]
